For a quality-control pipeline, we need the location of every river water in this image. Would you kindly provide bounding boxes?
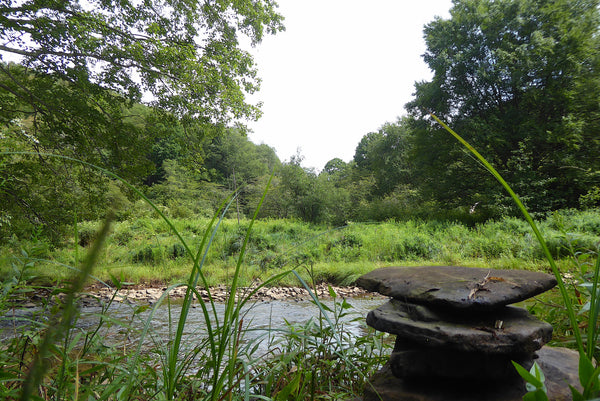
[1,297,388,355]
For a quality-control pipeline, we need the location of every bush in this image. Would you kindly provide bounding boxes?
[391,232,438,260]
[580,187,600,209]
[132,245,163,264]
[113,228,133,246]
[168,243,186,259]
[77,225,97,247]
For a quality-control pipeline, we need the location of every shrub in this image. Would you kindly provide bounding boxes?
[132,245,163,264]
[168,243,186,259]
[77,225,97,247]
[112,227,133,246]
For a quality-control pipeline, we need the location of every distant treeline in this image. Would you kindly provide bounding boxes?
[2,0,600,243]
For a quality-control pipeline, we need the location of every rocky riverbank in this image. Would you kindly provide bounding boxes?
[49,283,383,307]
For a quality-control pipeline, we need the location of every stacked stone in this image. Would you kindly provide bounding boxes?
[356,266,579,401]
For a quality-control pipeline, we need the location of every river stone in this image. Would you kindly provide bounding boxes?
[389,345,534,379]
[366,299,552,353]
[360,346,581,401]
[356,266,557,310]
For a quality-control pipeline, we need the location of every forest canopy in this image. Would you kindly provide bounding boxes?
[0,0,284,238]
[1,0,599,242]
[406,0,600,216]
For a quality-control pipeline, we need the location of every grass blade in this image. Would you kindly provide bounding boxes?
[430,112,584,355]
[20,213,113,401]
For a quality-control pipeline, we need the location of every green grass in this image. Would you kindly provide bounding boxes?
[1,152,600,400]
[2,212,597,287]
[0,161,395,400]
[0,204,392,400]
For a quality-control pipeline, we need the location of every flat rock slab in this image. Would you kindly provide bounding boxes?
[389,346,534,379]
[357,266,557,310]
[367,299,552,353]
[361,346,581,401]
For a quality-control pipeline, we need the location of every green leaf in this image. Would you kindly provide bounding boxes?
[109,273,122,290]
[274,371,301,401]
[134,305,150,315]
[530,361,546,384]
[570,384,585,401]
[0,371,17,381]
[328,285,337,299]
[341,298,353,310]
[314,301,333,313]
[512,361,543,389]
[523,389,549,401]
[579,353,596,389]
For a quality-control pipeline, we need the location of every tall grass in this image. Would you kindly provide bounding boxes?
[5,212,599,288]
[253,288,390,400]
[3,148,599,400]
[19,214,113,401]
[430,113,600,400]
[0,153,391,400]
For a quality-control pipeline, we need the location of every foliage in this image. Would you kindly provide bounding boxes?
[430,113,600,400]
[0,135,112,242]
[5,0,600,238]
[512,362,549,401]
[0,0,284,122]
[406,0,600,216]
[254,288,391,400]
[353,118,415,199]
[1,147,600,400]
[262,154,351,225]
[202,129,280,218]
[581,187,600,211]
[0,0,284,239]
[3,211,599,287]
[146,159,232,218]
[0,156,393,400]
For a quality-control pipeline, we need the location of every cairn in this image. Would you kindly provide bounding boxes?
[356,266,581,401]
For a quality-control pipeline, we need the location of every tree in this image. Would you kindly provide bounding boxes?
[322,158,348,177]
[352,119,415,199]
[204,130,278,185]
[202,129,280,218]
[0,0,284,238]
[407,0,600,215]
[0,0,284,123]
[322,158,353,188]
[258,153,350,225]
[146,159,230,219]
[347,119,428,221]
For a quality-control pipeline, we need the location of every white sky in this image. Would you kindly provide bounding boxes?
[247,0,453,171]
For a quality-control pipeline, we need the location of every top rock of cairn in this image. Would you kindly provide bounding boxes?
[356,266,557,311]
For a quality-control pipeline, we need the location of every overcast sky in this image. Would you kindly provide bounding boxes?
[246,0,453,171]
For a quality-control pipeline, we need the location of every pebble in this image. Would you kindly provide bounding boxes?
[74,283,379,305]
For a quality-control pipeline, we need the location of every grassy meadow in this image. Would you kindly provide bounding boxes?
[2,208,599,288]
[1,208,599,400]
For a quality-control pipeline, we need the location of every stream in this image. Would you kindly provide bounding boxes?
[1,297,388,356]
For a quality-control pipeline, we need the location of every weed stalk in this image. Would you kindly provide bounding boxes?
[430,113,599,399]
